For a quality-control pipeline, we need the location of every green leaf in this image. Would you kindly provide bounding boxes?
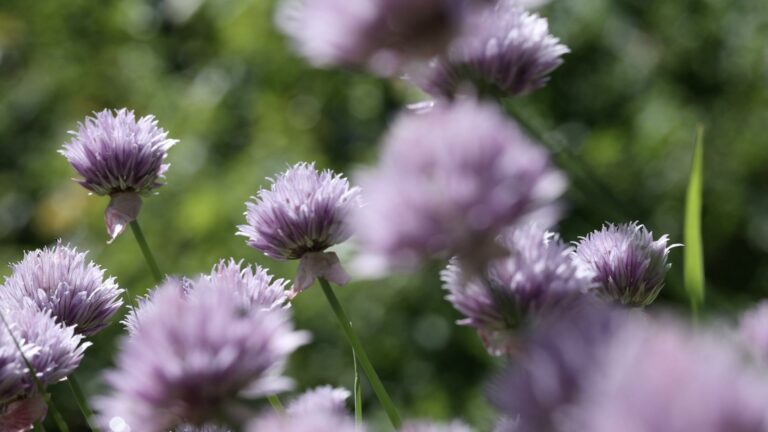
[684,125,705,314]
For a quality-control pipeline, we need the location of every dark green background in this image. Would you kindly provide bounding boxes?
[1,0,767,429]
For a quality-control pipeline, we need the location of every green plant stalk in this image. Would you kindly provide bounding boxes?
[353,350,362,427]
[33,422,46,432]
[0,311,70,432]
[318,278,401,429]
[68,375,100,431]
[129,220,163,283]
[684,125,706,317]
[267,394,285,413]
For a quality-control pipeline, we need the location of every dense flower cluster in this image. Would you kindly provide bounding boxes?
[573,222,677,307]
[355,99,565,273]
[1,242,123,336]
[411,1,568,98]
[96,280,309,431]
[60,108,177,241]
[443,224,589,354]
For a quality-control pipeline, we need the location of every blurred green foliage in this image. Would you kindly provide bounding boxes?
[0,0,767,429]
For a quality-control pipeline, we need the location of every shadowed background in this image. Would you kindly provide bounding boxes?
[1,0,767,429]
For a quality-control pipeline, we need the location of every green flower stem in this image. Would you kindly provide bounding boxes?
[68,375,100,431]
[318,278,401,429]
[0,311,70,432]
[129,220,163,284]
[267,394,285,413]
[353,350,362,427]
[33,422,46,431]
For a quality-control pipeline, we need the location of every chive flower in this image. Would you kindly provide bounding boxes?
[60,108,177,242]
[739,300,768,362]
[411,1,568,98]
[573,222,678,307]
[1,241,123,336]
[442,225,589,355]
[238,162,361,295]
[247,386,356,432]
[95,279,309,431]
[354,100,565,273]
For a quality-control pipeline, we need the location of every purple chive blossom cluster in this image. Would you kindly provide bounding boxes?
[411,1,569,98]
[739,301,768,362]
[246,386,356,432]
[276,0,476,75]
[401,420,475,432]
[96,280,309,431]
[238,162,361,294]
[60,108,177,241]
[354,99,565,273]
[573,222,678,307]
[1,242,123,336]
[443,224,589,354]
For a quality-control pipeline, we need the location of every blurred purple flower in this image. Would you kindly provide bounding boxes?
[574,317,768,432]
[238,162,360,294]
[1,241,123,337]
[286,386,350,416]
[60,108,177,241]
[402,420,474,432]
[443,225,590,355]
[411,1,568,98]
[739,300,768,362]
[354,100,565,274]
[573,222,678,307]
[488,299,626,432]
[122,277,191,335]
[206,259,289,311]
[95,281,309,432]
[276,0,474,75]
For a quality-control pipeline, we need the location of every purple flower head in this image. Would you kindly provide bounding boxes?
[60,108,177,241]
[206,259,289,311]
[286,386,350,416]
[573,222,678,307]
[411,1,568,98]
[738,300,768,362]
[1,242,123,337]
[95,280,309,432]
[276,0,474,75]
[574,318,768,432]
[122,277,191,335]
[443,225,590,354]
[488,299,626,432]
[238,162,360,294]
[354,100,565,273]
[0,308,89,394]
[402,420,474,432]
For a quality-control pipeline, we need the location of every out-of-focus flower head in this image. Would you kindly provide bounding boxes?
[95,280,309,432]
[739,300,768,362]
[238,162,361,295]
[573,222,678,307]
[276,0,478,75]
[401,420,475,432]
[0,395,47,432]
[1,241,123,337]
[354,99,565,274]
[247,386,357,432]
[573,317,768,432]
[60,108,177,242]
[410,1,568,98]
[443,225,591,355]
[286,386,350,416]
[122,277,191,335]
[488,299,626,432]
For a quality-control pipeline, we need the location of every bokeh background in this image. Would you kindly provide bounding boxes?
[1,0,767,429]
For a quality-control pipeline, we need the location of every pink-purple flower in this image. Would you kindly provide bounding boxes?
[410,1,568,98]
[354,99,565,274]
[60,109,177,242]
[1,241,123,336]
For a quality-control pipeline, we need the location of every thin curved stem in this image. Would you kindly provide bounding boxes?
[318,278,401,429]
[129,220,163,283]
[68,375,99,431]
[353,350,362,427]
[267,395,285,413]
